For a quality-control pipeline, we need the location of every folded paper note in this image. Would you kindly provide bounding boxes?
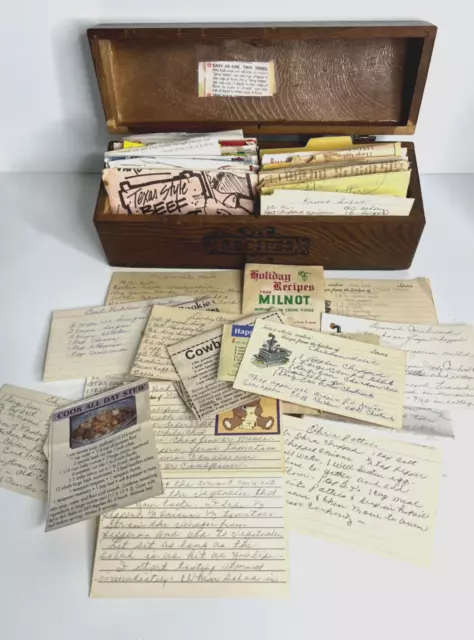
[131,306,238,381]
[0,385,67,499]
[167,326,259,420]
[261,190,414,217]
[283,415,442,567]
[43,296,194,381]
[233,319,406,429]
[46,380,163,531]
[105,270,242,313]
[90,475,289,598]
[324,278,438,324]
[242,263,325,330]
[218,310,286,382]
[103,168,258,215]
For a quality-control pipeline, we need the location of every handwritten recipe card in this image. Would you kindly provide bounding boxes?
[324,278,438,324]
[283,415,442,566]
[149,382,284,474]
[90,476,289,598]
[322,315,474,409]
[43,297,193,381]
[106,270,243,313]
[131,307,239,380]
[233,319,406,429]
[0,385,66,499]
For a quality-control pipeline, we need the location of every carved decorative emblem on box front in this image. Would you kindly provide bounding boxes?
[203,227,310,260]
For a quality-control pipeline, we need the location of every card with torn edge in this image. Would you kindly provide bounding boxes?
[106,269,242,313]
[150,381,284,473]
[283,414,442,567]
[90,475,289,598]
[167,325,259,420]
[233,319,406,429]
[324,278,438,324]
[46,380,163,532]
[131,306,239,380]
[43,296,195,382]
[0,385,68,500]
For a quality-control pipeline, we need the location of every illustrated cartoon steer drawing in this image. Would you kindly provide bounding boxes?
[222,399,275,431]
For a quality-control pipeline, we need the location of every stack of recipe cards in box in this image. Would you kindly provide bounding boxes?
[259,136,414,217]
[3,263,474,598]
[102,130,259,216]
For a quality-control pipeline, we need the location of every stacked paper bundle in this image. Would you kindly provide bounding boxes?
[102,130,259,215]
[259,136,415,217]
[2,264,473,598]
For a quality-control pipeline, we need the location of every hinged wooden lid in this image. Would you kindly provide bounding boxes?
[88,22,436,136]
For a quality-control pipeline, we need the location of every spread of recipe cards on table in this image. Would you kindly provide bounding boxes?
[4,237,472,599]
[1,119,468,599]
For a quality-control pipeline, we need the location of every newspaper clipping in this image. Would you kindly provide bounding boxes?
[217,310,285,382]
[168,327,259,420]
[46,380,163,531]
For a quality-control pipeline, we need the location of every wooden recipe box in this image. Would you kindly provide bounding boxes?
[88,23,436,269]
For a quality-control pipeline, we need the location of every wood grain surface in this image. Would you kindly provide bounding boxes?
[93,144,425,270]
[88,23,436,135]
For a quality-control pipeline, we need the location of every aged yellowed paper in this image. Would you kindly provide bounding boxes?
[322,315,474,410]
[324,278,438,324]
[167,325,259,420]
[280,333,379,417]
[43,297,193,381]
[322,315,474,354]
[260,171,411,197]
[198,61,276,97]
[260,190,414,217]
[233,319,406,429]
[0,385,66,499]
[150,381,284,474]
[84,375,139,398]
[46,380,162,531]
[90,475,288,598]
[106,270,242,313]
[283,415,442,567]
[131,306,238,380]
[242,264,325,329]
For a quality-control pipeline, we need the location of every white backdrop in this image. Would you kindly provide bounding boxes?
[0,1,471,174]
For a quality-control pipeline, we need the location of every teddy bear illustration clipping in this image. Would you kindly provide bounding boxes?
[222,399,275,431]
